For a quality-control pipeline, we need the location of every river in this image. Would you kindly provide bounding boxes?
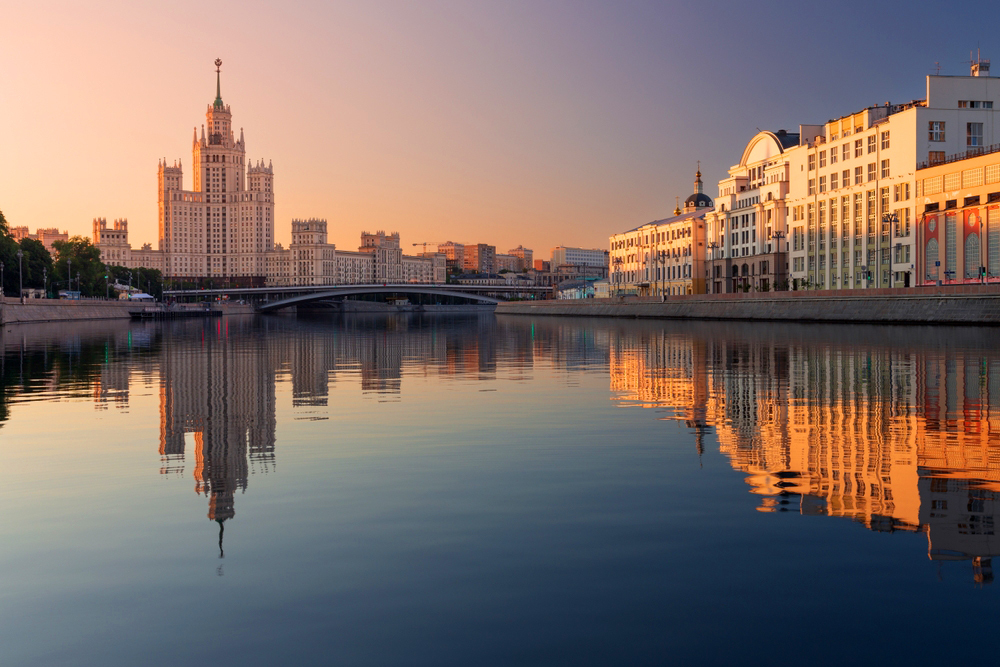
[1,313,997,665]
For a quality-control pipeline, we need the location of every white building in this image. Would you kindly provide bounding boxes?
[703,130,799,293]
[785,59,1000,290]
[551,246,607,269]
[609,169,711,296]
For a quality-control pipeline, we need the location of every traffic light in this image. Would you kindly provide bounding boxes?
[981,266,987,278]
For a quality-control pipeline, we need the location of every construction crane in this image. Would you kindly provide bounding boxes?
[412,242,445,254]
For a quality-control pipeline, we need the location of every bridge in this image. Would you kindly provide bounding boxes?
[163,283,551,312]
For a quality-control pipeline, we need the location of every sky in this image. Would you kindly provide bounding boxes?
[2,0,999,257]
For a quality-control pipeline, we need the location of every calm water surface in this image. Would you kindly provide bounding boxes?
[1,313,998,665]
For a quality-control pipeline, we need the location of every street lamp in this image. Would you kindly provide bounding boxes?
[771,231,786,290]
[43,267,47,298]
[881,212,898,288]
[76,272,81,297]
[707,241,719,293]
[612,256,623,297]
[67,258,71,294]
[17,249,23,302]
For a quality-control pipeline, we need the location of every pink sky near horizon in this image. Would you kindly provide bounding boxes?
[2,1,995,259]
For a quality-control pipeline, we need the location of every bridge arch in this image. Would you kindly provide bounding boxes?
[256,285,501,312]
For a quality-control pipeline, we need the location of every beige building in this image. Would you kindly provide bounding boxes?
[508,245,533,270]
[93,218,166,272]
[263,225,445,287]
[10,226,70,254]
[608,168,711,296]
[148,60,276,281]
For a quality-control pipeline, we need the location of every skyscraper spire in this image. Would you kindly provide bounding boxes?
[213,58,223,108]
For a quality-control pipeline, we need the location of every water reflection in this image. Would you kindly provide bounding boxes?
[607,320,1000,582]
[2,315,998,582]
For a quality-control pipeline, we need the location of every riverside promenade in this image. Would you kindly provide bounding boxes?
[497,284,1000,325]
[0,297,254,325]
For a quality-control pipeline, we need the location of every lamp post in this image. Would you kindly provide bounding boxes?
[771,231,786,290]
[76,272,81,297]
[612,256,623,297]
[1,261,4,297]
[707,241,719,293]
[43,267,47,298]
[881,212,898,288]
[67,258,71,295]
[17,249,23,302]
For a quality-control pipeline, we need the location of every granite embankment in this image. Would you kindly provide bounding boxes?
[0,298,254,325]
[497,285,1000,325]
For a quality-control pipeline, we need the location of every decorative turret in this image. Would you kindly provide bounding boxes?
[213,58,224,108]
[683,162,713,212]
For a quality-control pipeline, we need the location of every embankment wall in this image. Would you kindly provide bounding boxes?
[497,285,1000,324]
[0,298,254,325]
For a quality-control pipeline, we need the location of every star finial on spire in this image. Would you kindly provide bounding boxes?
[213,58,224,107]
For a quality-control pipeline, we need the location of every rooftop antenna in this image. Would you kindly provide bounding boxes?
[933,61,941,75]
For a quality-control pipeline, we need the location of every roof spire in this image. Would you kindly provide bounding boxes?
[694,161,703,194]
[213,58,223,107]
[674,196,681,216]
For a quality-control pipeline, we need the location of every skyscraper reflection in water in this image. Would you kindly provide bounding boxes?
[2,315,998,581]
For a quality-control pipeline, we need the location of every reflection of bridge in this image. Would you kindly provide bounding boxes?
[164,283,551,311]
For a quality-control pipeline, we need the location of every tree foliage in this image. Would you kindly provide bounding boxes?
[51,237,107,297]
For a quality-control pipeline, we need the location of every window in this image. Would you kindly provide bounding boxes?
[867,162,876,181]
[830,148,838,165]
[855,139,863,157]
[881,159,890,179]
[881,131,890,150]
[867,135,876,153]
[808,154,816,171]
[843,169,850,186]
[855,166,863,185]
[808,178,816,195]
[968,122,984,147]
[928,150,946,165]
[831,172,839,190]
[929,121,945,142]
[959,100,969,108]
[842,144,850,162]
[819,150,827,168]
[819,176,826,193]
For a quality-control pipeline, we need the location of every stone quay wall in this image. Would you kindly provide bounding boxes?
[0,298,254,325]
[496,285,1000,325]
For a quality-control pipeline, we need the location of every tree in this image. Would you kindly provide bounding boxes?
[18,238,53,290]
[51,237,106,297]
[0,209,20,297]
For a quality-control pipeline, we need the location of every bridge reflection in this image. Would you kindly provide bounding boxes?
[2,316,997,580]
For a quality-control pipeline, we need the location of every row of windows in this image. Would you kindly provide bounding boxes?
[928,121,985,146]
[809,132,889,171]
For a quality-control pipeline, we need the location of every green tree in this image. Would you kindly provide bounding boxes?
[18,238,53,291]
[0,209,20,297]
[51,237,106,297]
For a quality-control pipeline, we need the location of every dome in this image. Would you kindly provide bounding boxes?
[684,192,713,208]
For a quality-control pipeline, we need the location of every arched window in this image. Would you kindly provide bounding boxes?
[966,233,981,279]
[925,239,939,281]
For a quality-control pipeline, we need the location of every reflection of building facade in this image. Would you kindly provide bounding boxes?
[608,322,1000,580]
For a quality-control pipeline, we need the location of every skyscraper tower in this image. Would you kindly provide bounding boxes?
[157,59,275,280]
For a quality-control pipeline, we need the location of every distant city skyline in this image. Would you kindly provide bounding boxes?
[2,1,998,255]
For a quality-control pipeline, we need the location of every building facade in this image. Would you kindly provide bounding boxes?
[550,246,607,269]
[915,146,1000,284]
[157,60,275,280]
[609,169,711,296]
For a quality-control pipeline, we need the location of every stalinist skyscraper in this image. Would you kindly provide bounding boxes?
[157,59,274,280]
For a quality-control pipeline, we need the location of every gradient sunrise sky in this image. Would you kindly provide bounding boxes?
[2,1,997,255]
